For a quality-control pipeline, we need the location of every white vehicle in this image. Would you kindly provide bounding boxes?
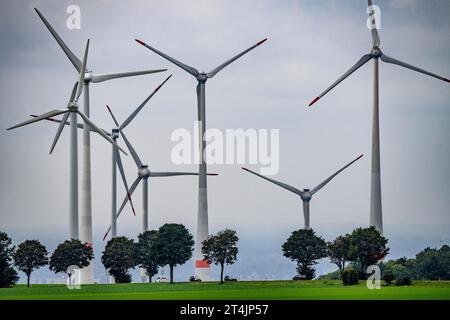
[155,277,169,283]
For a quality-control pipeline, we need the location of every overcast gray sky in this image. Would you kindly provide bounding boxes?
[1,0,449,246]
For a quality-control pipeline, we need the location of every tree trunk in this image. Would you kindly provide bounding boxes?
[220,263,224,284]
[27,273,31,287]
[341,262,346,279]
[149,275,152,283]
[170,265,174,284]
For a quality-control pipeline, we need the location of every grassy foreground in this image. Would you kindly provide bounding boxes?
[0,280,449,300]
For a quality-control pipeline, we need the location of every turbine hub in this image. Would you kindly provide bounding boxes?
[138,165,151,177]
[197,73,208,82]
[371,47,382,58]
[302,189,312,201]
[68,102,78,111]
[84,72,93,83]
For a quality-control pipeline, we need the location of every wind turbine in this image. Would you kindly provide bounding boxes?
[242,155,363,229]
[135,36,267,279]
[34,8,166,283]
[308,0,449,234]
[103,106,217,283]
[105,74,173,238]
[7,39,125,243]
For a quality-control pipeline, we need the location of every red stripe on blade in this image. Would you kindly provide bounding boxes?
[135,39,146,46]
[256,38,268,46]
[308,96,320,106]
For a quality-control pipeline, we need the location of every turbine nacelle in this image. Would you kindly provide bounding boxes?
[138,165,151,178]
[111,128,119,139]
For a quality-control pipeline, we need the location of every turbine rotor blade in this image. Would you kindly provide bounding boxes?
[309,54,373,106]
[381,53,450,83]
[120,131,143,168]
[149,172,218,177]
[31,114,84,130]
[116,149,136,216]
[7,109,67,130]
[119,74,173,131]
[102,227,112,241]
[74,39,89,101]
[77,111,127,155]
[207,38,267,78]
[116,176,142,220]
[34,8,82,72]
[49,111,70,154]
[310,154,363,195]
[90,69,167,83]
[367,0,381,48]
[135,39,199,77]
[242,167,302,196]
[105,105,120,127]
[32,114,110,136]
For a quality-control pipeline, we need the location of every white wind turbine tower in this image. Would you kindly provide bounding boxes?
[135,36,267,280]
[7,39,125,244]
[308,0,449,234]
[242,155,363,229]
[35,8,166,283]
[102,104,217,282]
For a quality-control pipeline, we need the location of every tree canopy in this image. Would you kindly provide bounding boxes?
[202,229,239,284]
[101,236,136,283]
[282,229,327,280]
[156,224,194,283]
[49,239,94,281]
[415,245,450,280]
[13,240,48,287]
[135,231,160,283]
[348,226,389,279]
[327,234,352,278]
[0,231,18,288]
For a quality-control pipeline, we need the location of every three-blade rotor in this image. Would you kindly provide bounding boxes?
[308,0,449,107]
[242,154,363,199]
[135,38,267,80]
[7,40,126,155]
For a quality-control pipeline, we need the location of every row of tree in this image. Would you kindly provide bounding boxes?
[282,226,389,280]
[381,245,450,281]
[0,225,239,287]
[103,225,239,284]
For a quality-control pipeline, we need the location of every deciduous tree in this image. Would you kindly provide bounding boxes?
[156,224,194,284]
[282,229,327,280]
[202,229,239,284]
[13,240,48,287]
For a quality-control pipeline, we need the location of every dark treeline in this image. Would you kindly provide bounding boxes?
[1,225,449,288]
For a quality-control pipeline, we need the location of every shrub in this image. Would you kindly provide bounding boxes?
[342,269,359,286]
[115,274,132,283]
[383,270,395,286]
[395,276,412,286]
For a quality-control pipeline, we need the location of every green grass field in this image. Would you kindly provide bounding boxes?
[1,280,449,300]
